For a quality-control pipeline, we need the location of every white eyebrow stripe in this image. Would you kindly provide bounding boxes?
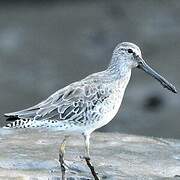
[119,48,127,51]
[119,48,133,52]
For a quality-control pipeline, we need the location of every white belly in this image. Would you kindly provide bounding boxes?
[90,91,124,131]
[85,72,131,133]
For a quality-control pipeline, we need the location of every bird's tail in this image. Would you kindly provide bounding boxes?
[3,117,67,130]
[3,118,36,129]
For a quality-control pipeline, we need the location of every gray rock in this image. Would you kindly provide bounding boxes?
[0,1,180,139]
[0,129,180,179]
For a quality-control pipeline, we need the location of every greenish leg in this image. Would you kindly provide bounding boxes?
[83,133,90,158]
[83,133,100,180]
[59,136,69,180]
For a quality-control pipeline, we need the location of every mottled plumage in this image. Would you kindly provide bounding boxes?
[4,42,177,160]
[5,69,130,133]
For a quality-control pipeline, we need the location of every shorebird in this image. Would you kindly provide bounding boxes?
[3,42,177,179]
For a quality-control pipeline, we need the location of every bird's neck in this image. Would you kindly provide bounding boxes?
[106,55,131,80]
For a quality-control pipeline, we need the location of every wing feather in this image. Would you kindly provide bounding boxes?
[5,76,111,123]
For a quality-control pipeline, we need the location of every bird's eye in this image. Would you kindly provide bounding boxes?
[128,49,133,53]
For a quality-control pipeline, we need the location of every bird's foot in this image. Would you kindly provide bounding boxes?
[80,156,100,180]
[59,137,68,180]
[59,153,68,179]
[50,159,75,174]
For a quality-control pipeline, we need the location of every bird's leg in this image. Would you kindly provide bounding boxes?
[59,136,69,180]
[84,133,90,158]
[83,133,100,180]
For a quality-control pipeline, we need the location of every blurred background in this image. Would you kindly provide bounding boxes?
[0,0,179,138]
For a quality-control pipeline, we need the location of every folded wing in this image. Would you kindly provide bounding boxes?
[4,80,107,123]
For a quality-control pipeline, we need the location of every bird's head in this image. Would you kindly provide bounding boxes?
[111,42,177,93]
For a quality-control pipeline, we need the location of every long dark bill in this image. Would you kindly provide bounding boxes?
[137,57,177,93]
